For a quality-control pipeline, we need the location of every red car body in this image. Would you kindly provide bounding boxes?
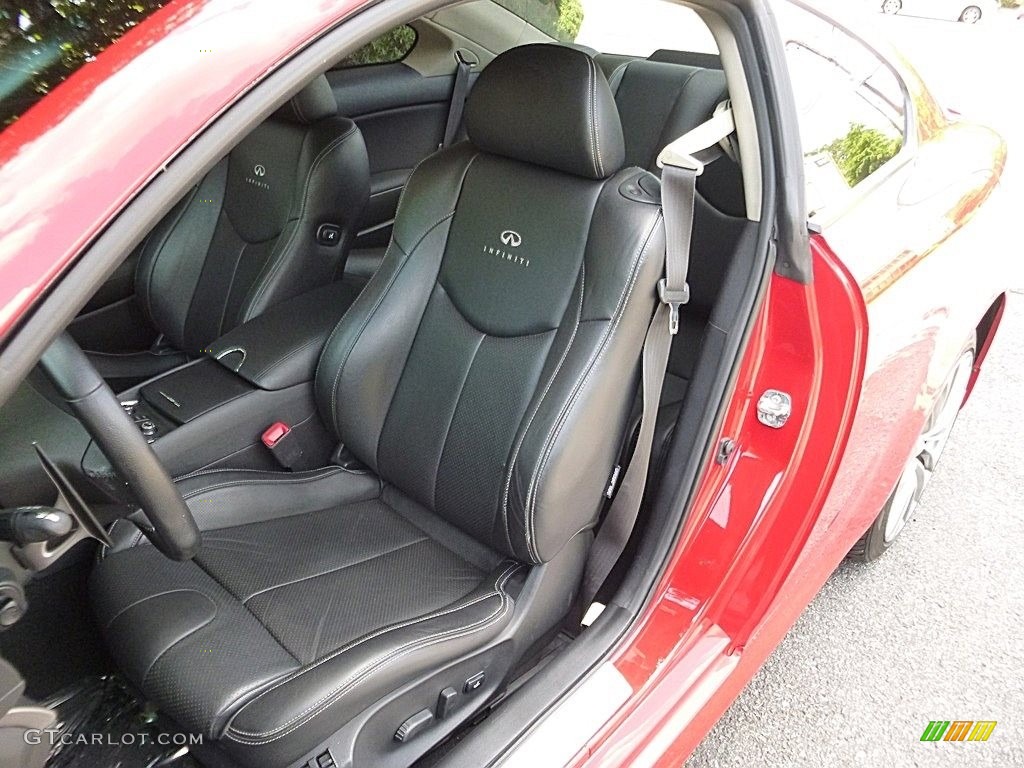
[0,0,1007,764]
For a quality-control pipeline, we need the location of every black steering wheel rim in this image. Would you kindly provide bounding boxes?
[37,333,201,560]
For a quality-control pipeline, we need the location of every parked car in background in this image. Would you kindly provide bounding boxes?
[880,0,999,23]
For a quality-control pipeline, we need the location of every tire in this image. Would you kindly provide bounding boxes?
[881,0,902,14]
[848,339,976,562]
[960,5,982,23]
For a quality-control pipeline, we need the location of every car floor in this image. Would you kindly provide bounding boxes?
[44,677,201,768]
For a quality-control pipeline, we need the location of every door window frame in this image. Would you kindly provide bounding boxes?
[780,1,918,226]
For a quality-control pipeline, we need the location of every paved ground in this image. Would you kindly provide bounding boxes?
[689,10,1024,768]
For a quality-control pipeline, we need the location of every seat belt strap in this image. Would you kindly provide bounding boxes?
[579,151,703,615]
[441,52,473,148]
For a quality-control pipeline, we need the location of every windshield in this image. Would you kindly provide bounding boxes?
[1,1,166,129]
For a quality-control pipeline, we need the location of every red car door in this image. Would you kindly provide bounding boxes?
[566,5,1002,766]
[778,3,1006,555]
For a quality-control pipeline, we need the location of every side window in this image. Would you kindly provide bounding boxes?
[494,0,585,43]
[780,9,906,219]
[338,25,417,68]
[0,1,166,129]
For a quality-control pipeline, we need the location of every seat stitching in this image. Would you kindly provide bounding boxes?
[250,336,324,381]
[190,549,305,669]
[175,467,317,481]
[327,213,455,434]
[225,564,519,743]
[584,55,597,178]
[312,142,441,394]
[143,184,202,332]
[221,561,516,741]
[326,150,481,432]
[312,149,477,403]
[526,214,661,558]
[103,588,213,630]
[215,241,248,338]
[524,211,662,560]
[173,465,366,482]
[499,264,584,554]
[180,468,346,501]
[526,213,661,549]
[233,562,516,708]
[431,290,485,510]
[138,591,219,686]
[312,242,401,395]
[84,349,171,358]
[230,598,511,744]
[589,56,604,178]
[239,536,429,604]
[242,126,358,322]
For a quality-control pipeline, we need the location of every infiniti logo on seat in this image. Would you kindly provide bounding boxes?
[500,230,522,248]
[246,163,271,191]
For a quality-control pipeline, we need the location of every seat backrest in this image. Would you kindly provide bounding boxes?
[136,75,370,354]
[315,44,665,564]
[609,58,746,217]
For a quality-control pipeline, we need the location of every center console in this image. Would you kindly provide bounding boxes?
[84,280,362,488]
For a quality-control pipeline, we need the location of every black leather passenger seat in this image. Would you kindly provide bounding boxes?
[89,75,371,389]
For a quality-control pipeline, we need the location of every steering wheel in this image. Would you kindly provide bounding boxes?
[36,333,201,560]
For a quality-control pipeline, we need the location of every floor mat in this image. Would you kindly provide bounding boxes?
[43,676,203,768]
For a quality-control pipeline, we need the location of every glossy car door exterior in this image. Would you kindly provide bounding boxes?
[568,4,1004,765]
[780,3,1006,556]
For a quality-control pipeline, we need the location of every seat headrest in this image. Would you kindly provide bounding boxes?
[274,75,338,125]
[465,44,625,180]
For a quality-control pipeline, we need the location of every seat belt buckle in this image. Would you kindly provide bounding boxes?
[658,278,689,336]
[262,422,307,470]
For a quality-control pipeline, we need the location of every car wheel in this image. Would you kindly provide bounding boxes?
[881,0,902,14]
[960,5,983,23]
[848,340,975,562]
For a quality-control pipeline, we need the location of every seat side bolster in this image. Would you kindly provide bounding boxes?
[104,467,380,554]
[506,173,666,563]
[222,563,521,765]
[313,145,479,466]
[135,159,230,352]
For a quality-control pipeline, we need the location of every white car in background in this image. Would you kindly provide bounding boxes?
[879,0,999,23]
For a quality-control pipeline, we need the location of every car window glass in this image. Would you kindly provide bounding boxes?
[337,25,417,68]
[0,1,166,130]
[778,6,906,219]
[496,0,717,55]
[494,0,585,42]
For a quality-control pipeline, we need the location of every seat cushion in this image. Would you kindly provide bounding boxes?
[92,468,519,766]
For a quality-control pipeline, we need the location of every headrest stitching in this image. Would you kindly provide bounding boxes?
[589,56,604,178]
[583,54,597,178]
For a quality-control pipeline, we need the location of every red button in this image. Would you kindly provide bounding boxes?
[262,422,290,448]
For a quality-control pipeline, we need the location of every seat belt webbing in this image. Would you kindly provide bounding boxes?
[441,53,473,148]
[579,146,708,614]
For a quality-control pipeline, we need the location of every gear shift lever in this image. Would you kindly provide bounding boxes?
[0,507,74,546]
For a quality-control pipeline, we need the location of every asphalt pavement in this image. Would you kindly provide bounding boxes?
[688,10,1024,768]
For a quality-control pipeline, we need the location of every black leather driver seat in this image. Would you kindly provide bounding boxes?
[91,44,665,768]
[89,75,370,388]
